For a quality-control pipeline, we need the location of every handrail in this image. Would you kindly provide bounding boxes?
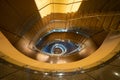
[0,31,120,72]
[49,13,120,22]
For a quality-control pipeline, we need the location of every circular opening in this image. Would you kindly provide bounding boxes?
[53,48,62,54]
[34,29,97,64]
[41,40,80,56]
[51,44,66,55]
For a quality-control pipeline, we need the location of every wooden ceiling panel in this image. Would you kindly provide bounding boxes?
[102,0,120,12]
[0,0,21,33]
[109,15,120,30]
[7,0,39,19]
[95,16,106,30]
[103,16,114,30]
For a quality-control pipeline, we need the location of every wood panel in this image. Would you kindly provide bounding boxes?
[0,0,41,44]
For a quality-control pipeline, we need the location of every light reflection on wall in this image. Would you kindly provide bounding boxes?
[34,0,82,18]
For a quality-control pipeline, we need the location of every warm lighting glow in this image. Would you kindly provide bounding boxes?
[34,0,82,17]
[39,5,52,17]
[114,72,120,77]
[34,0,50,9]
[57,59,67,64]
[36,53,49,62]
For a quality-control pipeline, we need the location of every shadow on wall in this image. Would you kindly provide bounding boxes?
[0,0,43,45]
[0,0,44,58]
[77,0,120,15]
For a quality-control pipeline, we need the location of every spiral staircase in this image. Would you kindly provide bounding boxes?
[0,0,120,80]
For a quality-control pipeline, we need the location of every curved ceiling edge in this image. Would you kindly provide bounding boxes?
[0,31,120,72]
